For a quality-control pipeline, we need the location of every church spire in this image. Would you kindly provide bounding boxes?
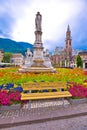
[67,25,70,32]
[66,25,71,40]
[65,25,72,63]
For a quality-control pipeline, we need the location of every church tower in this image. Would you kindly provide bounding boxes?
[65,25,72,62]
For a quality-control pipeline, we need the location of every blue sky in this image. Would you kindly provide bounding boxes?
[0,0,87,51]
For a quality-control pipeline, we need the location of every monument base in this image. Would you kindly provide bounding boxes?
[19,12,56,74]
[19,67,56,73]
[31,59,45,67]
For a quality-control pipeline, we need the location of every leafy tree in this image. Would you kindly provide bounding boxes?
[2,52,12,63]
[76,55,83,68]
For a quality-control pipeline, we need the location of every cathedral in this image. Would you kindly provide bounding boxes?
[51,25,76,68]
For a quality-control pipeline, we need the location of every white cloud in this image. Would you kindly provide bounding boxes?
[0,0,87,50]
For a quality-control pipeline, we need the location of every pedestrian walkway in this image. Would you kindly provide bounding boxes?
[0,99,87,129]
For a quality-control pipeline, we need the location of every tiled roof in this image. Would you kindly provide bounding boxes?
[11,53,23,58]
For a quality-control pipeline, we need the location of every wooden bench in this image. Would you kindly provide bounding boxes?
[21,82,72,109]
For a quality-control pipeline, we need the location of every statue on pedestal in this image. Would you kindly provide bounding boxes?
[25,48,32,59]
[45,49,49,57]
[19,12,55,73]
[35,12,42,31]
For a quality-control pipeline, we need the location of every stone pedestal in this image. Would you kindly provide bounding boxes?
[19,12,55,73]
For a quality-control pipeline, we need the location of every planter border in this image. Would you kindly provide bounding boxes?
[68,98,87,105]
[0,104,21,111]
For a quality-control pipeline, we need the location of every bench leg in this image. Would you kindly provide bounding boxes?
[28,100,31,110]
[62,98,65,107]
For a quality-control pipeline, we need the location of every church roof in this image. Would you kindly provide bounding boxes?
[79,51,87,55]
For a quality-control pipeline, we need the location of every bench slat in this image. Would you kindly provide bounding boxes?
[21,94,71,100]
[23,82,67,90]
[23,82,66,87]
[22,91,71,96]
[23,86,66,90]
[21,91,72,100]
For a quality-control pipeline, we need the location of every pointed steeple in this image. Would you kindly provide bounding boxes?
[67,25,70,32]
[66,25,71,40]
[65,25,72,62]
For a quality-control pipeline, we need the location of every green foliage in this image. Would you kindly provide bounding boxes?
[76,55,83,68]
[2,52,12,63]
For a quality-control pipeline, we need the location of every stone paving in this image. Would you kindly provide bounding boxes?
[0,99,87,129]
[3,116,87,130]
[0,99,69,120]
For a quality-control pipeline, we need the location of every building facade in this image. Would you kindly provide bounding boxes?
[79,51,87,69]
[0,50,4,62]
[10,53,24,66]
[51,25,73,68]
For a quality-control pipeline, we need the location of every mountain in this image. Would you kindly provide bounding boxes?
[0,38,33,55]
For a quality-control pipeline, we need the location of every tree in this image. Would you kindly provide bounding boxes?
[76,55,83,68]
[2,52,12,63]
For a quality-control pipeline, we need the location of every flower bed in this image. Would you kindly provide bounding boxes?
[0,67,87,106]
[69,84,87,98]
[0,67,86,84]
[0,90,21,106]
[68,83,87,104]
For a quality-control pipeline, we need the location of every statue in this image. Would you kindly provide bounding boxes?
[45,49,49,57]
[35,12,42,31]
[25,48,32,59]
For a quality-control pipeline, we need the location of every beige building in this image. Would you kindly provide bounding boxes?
[51,53,66,67]
[79,51,87,69]
[10,53,24,66]
[0,50,4,62]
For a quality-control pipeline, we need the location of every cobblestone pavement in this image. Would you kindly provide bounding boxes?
[0,99,69,120]
[0,99,87,129]
[3,115,87,130]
